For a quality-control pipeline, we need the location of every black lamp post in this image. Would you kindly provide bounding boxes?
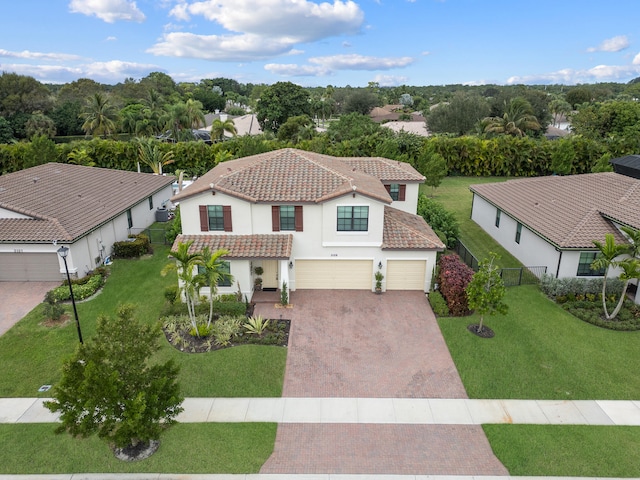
[57,246,83,344]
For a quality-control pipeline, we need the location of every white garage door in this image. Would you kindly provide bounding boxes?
[386,260,427,291]
[295,260,373,289]
[0,252,61,282]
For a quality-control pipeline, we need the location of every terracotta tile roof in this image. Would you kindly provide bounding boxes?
[173,234,293,259]
[382,206,445,250]
[172,148,423,204]
[470,172,640,249]
[0,163,174,243]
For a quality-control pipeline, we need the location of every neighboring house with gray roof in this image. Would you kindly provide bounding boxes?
[470,173,640,303]
[0,163,174,281]
[171,148,444,299]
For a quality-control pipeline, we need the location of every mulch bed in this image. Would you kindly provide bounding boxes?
[113,440,160,461]
[163,318,290,353]
[467,324,495,338]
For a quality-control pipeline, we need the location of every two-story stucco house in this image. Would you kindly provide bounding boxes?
[171,148,444,299]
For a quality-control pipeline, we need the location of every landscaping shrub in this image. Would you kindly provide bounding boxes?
[417,194,460,248]
[50,273,104,302]
[164,285,179,304]
[428,291,450,317]
[562,299,640,331]
[437,254,474,316]
[112,233,151,258]
[42,291,65,322]
[540,274,624,299]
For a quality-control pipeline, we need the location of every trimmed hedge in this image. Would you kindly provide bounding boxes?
[113,233,151,258]
[437,254,474,316]
[539,274,624,300]
[428,290,450,317]
[50,273,105,302]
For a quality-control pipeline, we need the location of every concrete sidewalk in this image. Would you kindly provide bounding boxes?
[2,397,640,425]
[0,475,636,480]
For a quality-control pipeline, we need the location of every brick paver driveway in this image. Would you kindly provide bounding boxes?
[257,290,507,475]
[0,282,59,336]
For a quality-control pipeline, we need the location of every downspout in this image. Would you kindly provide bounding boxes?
[470,192,475,219]
[555,249,563,278]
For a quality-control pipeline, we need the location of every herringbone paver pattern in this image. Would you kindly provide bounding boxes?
[257,290,507,475]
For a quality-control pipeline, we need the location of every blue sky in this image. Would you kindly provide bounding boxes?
[1,0,640,87]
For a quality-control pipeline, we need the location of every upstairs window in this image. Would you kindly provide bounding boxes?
[385,184,406,201]
[199,205,232,232]
[337,206,369,232]
[272,205,303,232]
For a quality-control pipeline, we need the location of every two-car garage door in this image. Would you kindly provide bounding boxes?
[0,252,61,282]
[295,260,373,289]
[294,259,428,291]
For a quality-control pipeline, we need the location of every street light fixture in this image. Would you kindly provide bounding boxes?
[57,245,83,344]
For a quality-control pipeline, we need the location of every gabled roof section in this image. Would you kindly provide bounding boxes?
[171,148,423,204]
[0,163,174,243]
[382,206,445,250]
[470,173,640,249]
[173,234,292,259]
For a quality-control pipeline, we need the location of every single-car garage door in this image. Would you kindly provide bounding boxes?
[386,260,427,291]
[0,252,61,282]
[295,260,373,289]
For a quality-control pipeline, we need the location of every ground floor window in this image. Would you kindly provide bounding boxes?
[577,252,605,276]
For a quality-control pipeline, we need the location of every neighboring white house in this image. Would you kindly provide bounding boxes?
[171,148,444,300]
[0,163,174,281]
[470,172,640,303]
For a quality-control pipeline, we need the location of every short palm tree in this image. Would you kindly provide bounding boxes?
[200,247,233,327]
[80,92,117,137]
[162,241,203,334]
[483,98,541,137]
[210,118,237,141]
[591,233,631,320]
[135,137,175,174]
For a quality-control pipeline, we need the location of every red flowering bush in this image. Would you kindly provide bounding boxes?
[437,254,474,316]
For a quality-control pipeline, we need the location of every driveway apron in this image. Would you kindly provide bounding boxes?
[0,282,59,336]
[256,290,507,475]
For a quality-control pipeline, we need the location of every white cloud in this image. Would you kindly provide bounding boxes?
[105,36,117,41]
[0,49,82,62]
[309,54,414,70]
[153,0,364,62]
[587,35,629,53]
[264,54,414,78]
[372,74,408,87]
[506,63,640,85]
[633,52,640,65]
[69,0,145,23]
[0,60,162,84]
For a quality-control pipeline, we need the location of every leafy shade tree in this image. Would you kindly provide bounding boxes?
[256,81,311,133]
[570,100,640,139]
[591,233,631,320]
[426,92,490,136]
[25,112,56,139]
[483,97,541,137]
[326,112,381,142]
[466,253,508,333]
[420,151,448,195]
[550,139,575,175]
[343,90,379,115]
[136,137,175,174]
[200,247,233,327]
[417,193,459,248]
[210,118,237,141]
[0,116,15,143]
[277,115,316,144]
[80,93,117,137]
[51,101,84,136]
[45,304,183,458]
[0,72,53,119]
[162,240,203,334]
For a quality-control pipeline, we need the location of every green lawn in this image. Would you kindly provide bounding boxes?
[0,243,286,397]
[0,423,276,474]
[423,177,522,268]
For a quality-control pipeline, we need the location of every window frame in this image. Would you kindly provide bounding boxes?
[279,205,295,231]
[207,205,225,231]
[495,209,501,228]
[337,205,369,232]
[126,209,133,229]
[515,222,522,244]
[198,261,232,287]
[148,196,153,210]
[577,252,606,276]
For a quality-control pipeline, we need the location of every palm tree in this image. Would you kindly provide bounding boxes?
[483,98,541,137]
[210,118,237,141]
[200,247,233,328]
[591,233,630,320]
[609,259,640,320]
[80,92,117,137]
[135,137,175,174]
[184,99,206,129]
[162,102,191,141]
[161,241,203,335]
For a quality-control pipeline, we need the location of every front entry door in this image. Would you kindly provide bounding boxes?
[262,260,279,289]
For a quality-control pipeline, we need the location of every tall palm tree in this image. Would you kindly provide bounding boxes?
[80,92,117,137]
[483,97,541,137]
[135,137,175,174]
[161,241,203,335]
[200,247,233,327]
[210,118,237,141]
[184,99,206,129]
[591,233,631,320]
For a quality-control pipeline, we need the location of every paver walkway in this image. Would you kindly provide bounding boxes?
[254,290,506,476]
